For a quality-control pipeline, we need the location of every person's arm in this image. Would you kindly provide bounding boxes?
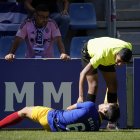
[61,0,69,15]
[56,36,70,60]
[66,103,77,110]
[77,62,94,103]
[5,36,23,61]
[24,0,35,15]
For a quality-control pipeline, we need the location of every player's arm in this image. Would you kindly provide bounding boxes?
[67,102,94,110]
[77,62,94,103]
[5,36,23,61]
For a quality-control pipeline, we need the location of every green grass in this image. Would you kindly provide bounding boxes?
[0,130,140,140]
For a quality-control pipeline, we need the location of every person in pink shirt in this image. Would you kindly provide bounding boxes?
[5,4,70,60]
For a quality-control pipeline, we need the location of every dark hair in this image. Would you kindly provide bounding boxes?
[35,4,49,12]
[118,48,132,62]
[105,103,120,122]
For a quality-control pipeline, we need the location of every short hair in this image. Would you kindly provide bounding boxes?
[35,4,49,12]
[118,48,132,62]
[104,103,120,122]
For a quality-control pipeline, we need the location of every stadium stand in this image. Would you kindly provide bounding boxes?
[0,36,26,58]
[70,36,93,58]
[69,3,97,30]
[68,2,97,58]
[0,2,27,36]
[116,0,140,57]
[0,2,27,58]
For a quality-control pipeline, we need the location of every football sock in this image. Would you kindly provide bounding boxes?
[107,92,117,103]
[86,94,96,103]
[0,112,23,128]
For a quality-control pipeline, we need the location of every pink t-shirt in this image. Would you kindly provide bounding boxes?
[16,18,61,58]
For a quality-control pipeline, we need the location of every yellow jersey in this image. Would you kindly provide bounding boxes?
[87,37,132,68]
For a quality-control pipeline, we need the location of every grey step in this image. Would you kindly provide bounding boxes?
[132,44,140,55]
[118,32,140,55]
[116,0,140,9]
[97,21,140,28]
[116,9,140,21]
[118,32,140,43]
[116,21,140,28]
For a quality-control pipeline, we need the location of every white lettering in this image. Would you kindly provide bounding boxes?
[88,117,96,130]
[5,82,35,111]
[43,82,72,109]
[4,82,72,111]
[66,123,86,131]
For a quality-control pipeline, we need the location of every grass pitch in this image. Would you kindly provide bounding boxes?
[0,129,140,140]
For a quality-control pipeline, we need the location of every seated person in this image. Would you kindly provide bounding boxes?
[0,101,120,131]
[5,4,70,60]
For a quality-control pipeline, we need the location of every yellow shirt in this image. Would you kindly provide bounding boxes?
[87,37,132,68]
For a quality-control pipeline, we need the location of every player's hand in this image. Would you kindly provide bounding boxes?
[77,97,84,103]
[5,53,15,61]
[66,105,73,110]
[66,103,77,110]
[60,53,70,61]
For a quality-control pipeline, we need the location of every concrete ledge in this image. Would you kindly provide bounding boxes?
[116,21,140,28]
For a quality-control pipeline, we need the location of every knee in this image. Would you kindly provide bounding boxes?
[18,107,30,117]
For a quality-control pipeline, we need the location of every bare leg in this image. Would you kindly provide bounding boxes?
[86,73,98,94]
[18,106,34,119]
[0,106,35,128]
[86,73,98,102]
[102,71,119,129]
[102,71,118,103]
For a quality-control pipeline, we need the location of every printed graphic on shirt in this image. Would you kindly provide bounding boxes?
[33,29,44,58]
[33,24,47,58]
[66,123,86,131]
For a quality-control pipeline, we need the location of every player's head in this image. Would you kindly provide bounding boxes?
[34,4,50,27]
[115,48,132,66]
[98,103,120,122]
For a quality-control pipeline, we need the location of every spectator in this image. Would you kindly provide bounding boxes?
[5,4,70,60]
[24,0,70,40]
[0,101,120,131]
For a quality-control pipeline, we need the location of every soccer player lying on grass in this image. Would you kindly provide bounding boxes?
[0,101,120,131]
